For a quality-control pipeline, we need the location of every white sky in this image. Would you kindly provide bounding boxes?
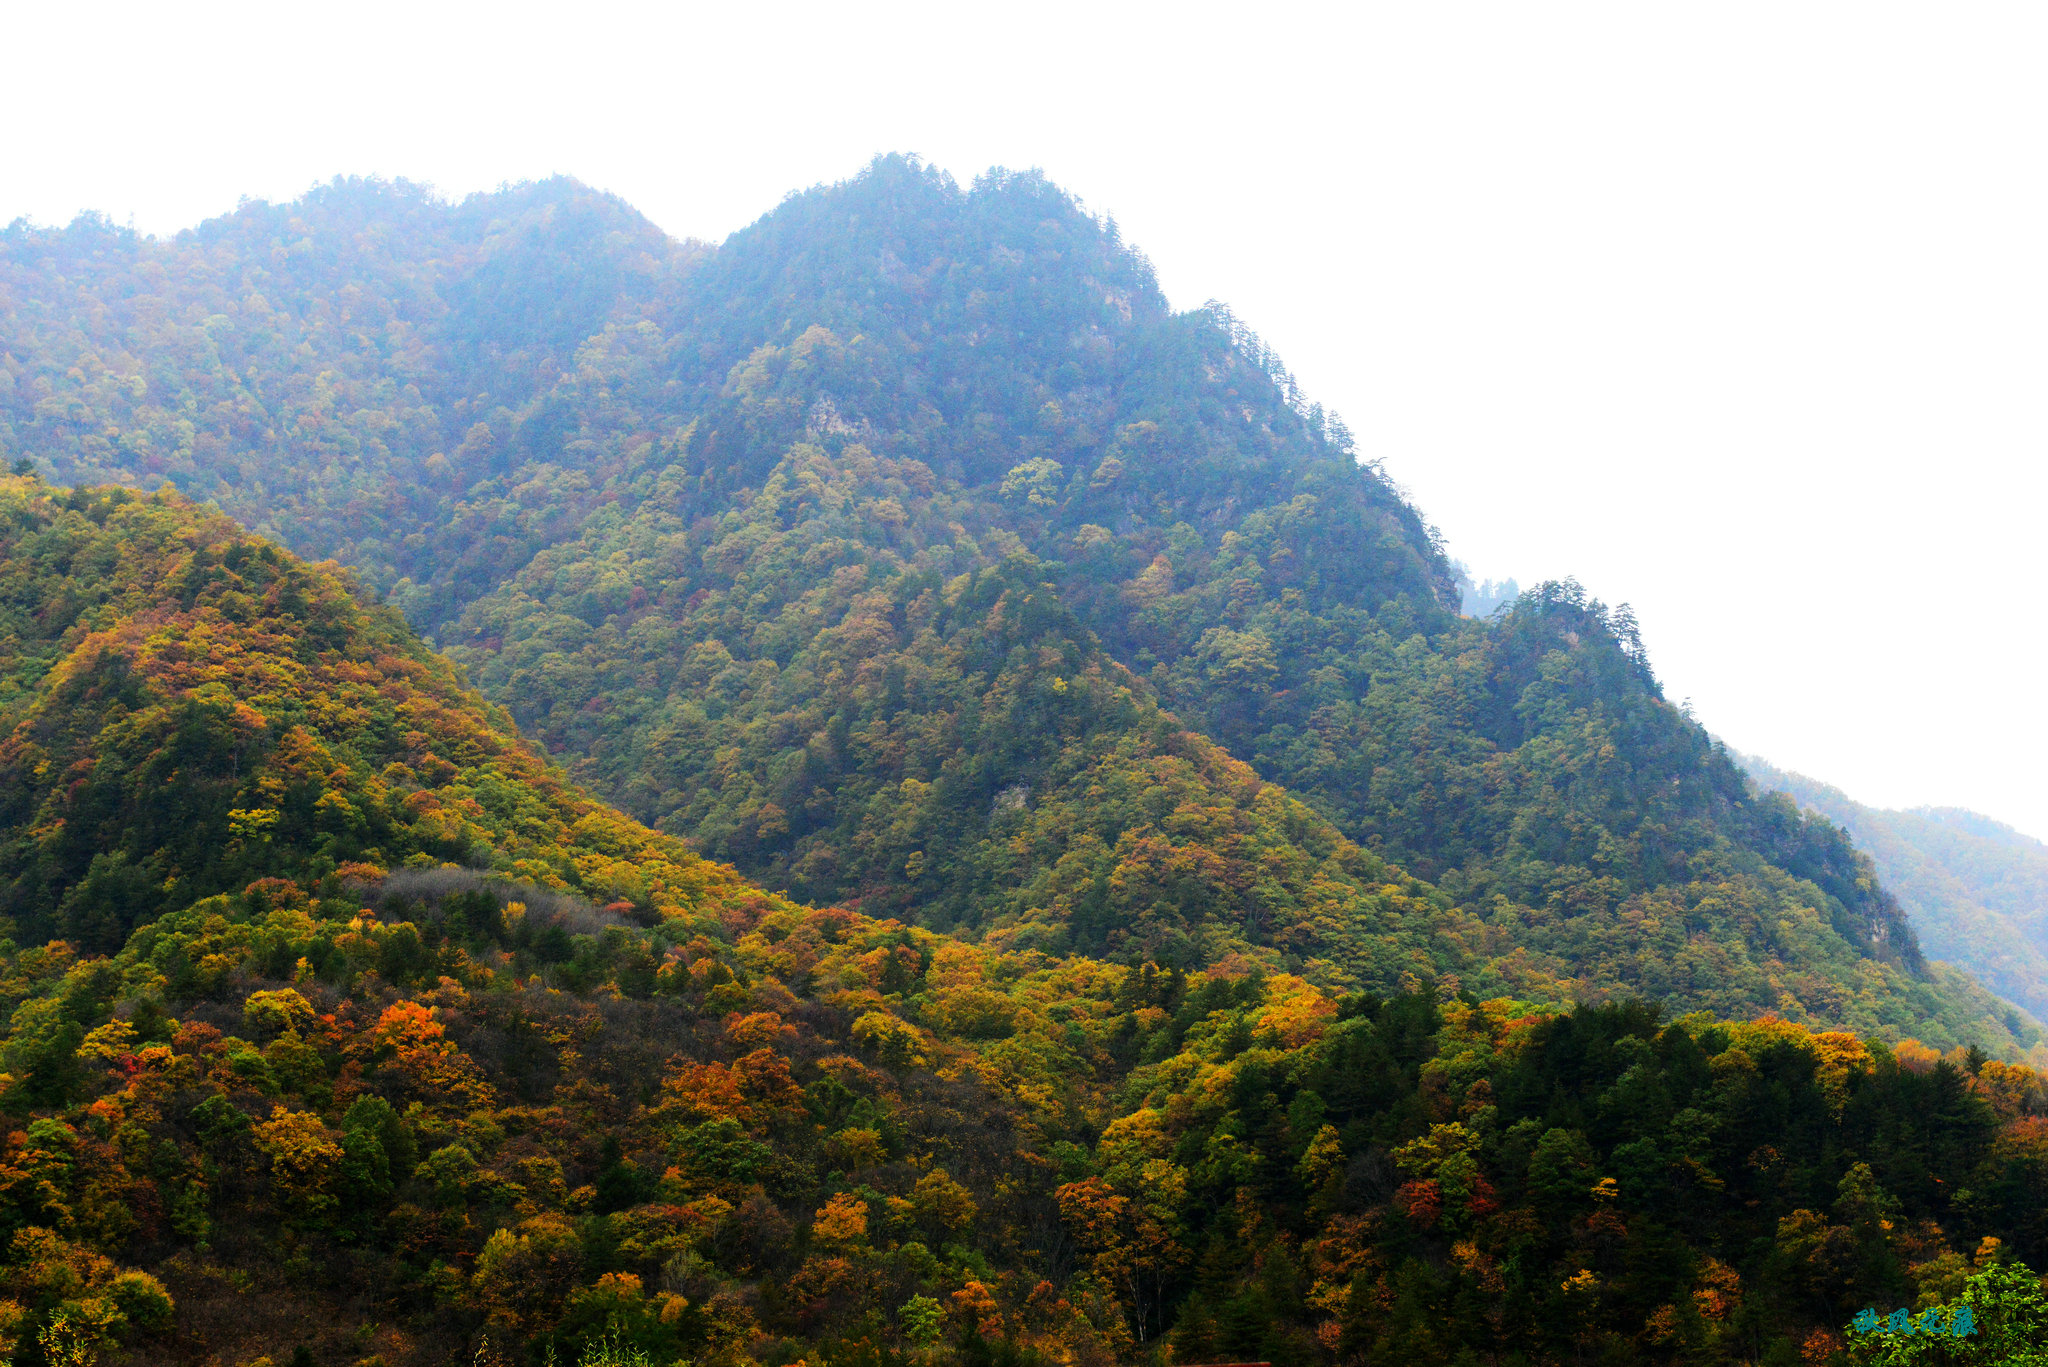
[10,2,2047,837]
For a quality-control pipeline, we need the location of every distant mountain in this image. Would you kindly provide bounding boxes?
[0,176,703,625]
[1453,563,1521,617]
[1742,752,2048,1025]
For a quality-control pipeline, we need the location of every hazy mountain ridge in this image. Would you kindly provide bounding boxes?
[0,176,703,618]
[2,158,2033,1056]
[1741,752,2048,1028]
[2,163,2048,1366]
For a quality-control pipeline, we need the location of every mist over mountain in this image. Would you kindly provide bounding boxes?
[3,160,2048,1365]
[1743,752,2048,1028]
[2,157,2001,1038]
[1452,565,1520,618]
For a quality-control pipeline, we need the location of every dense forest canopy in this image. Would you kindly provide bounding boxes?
[0,485,2037,1366]
[0,158,2012,1044]
[0,161,2044,1366]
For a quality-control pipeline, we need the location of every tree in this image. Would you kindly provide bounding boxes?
[1844,1259,2048,1365]
[251,1107,342,1221]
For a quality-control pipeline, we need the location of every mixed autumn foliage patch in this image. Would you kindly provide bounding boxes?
[3,163,2030,1053]
[7,865,2048,1365]
[0,483,2033,1363]
[4,162,2048,1364]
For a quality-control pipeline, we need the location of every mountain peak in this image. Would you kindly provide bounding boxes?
[2,163,2046,1367]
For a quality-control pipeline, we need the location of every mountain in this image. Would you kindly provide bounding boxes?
[1742,753,2048,1028]
[0,475,759,951]
[0,176,702,624]
[1454,567,1521,618]
[0,401,2041,1358]
[1,159,2035,1061]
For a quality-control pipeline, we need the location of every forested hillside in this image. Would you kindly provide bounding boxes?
[0,481,2046,1367]
[0,477,757,947]
[3,158,2018,1052]
[0,176,700,619]
[1743,755,2048,1030]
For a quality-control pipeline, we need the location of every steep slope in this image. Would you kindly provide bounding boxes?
[0,476,753,951]
[0,161,2030,1055]
[429,162,2002,1041]
[0,475,1050,1362]
[0,486,2043,1367]
[0,177,703,624]
[444,433,1482,985]
[437,421,2026,1047]
[1743,753,2048,1025]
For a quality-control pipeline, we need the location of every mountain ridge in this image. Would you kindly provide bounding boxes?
[1741,751,2048,1031]
[4,162,2048,1366]
[0,157,2028,1054]
[0,475,771,951]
